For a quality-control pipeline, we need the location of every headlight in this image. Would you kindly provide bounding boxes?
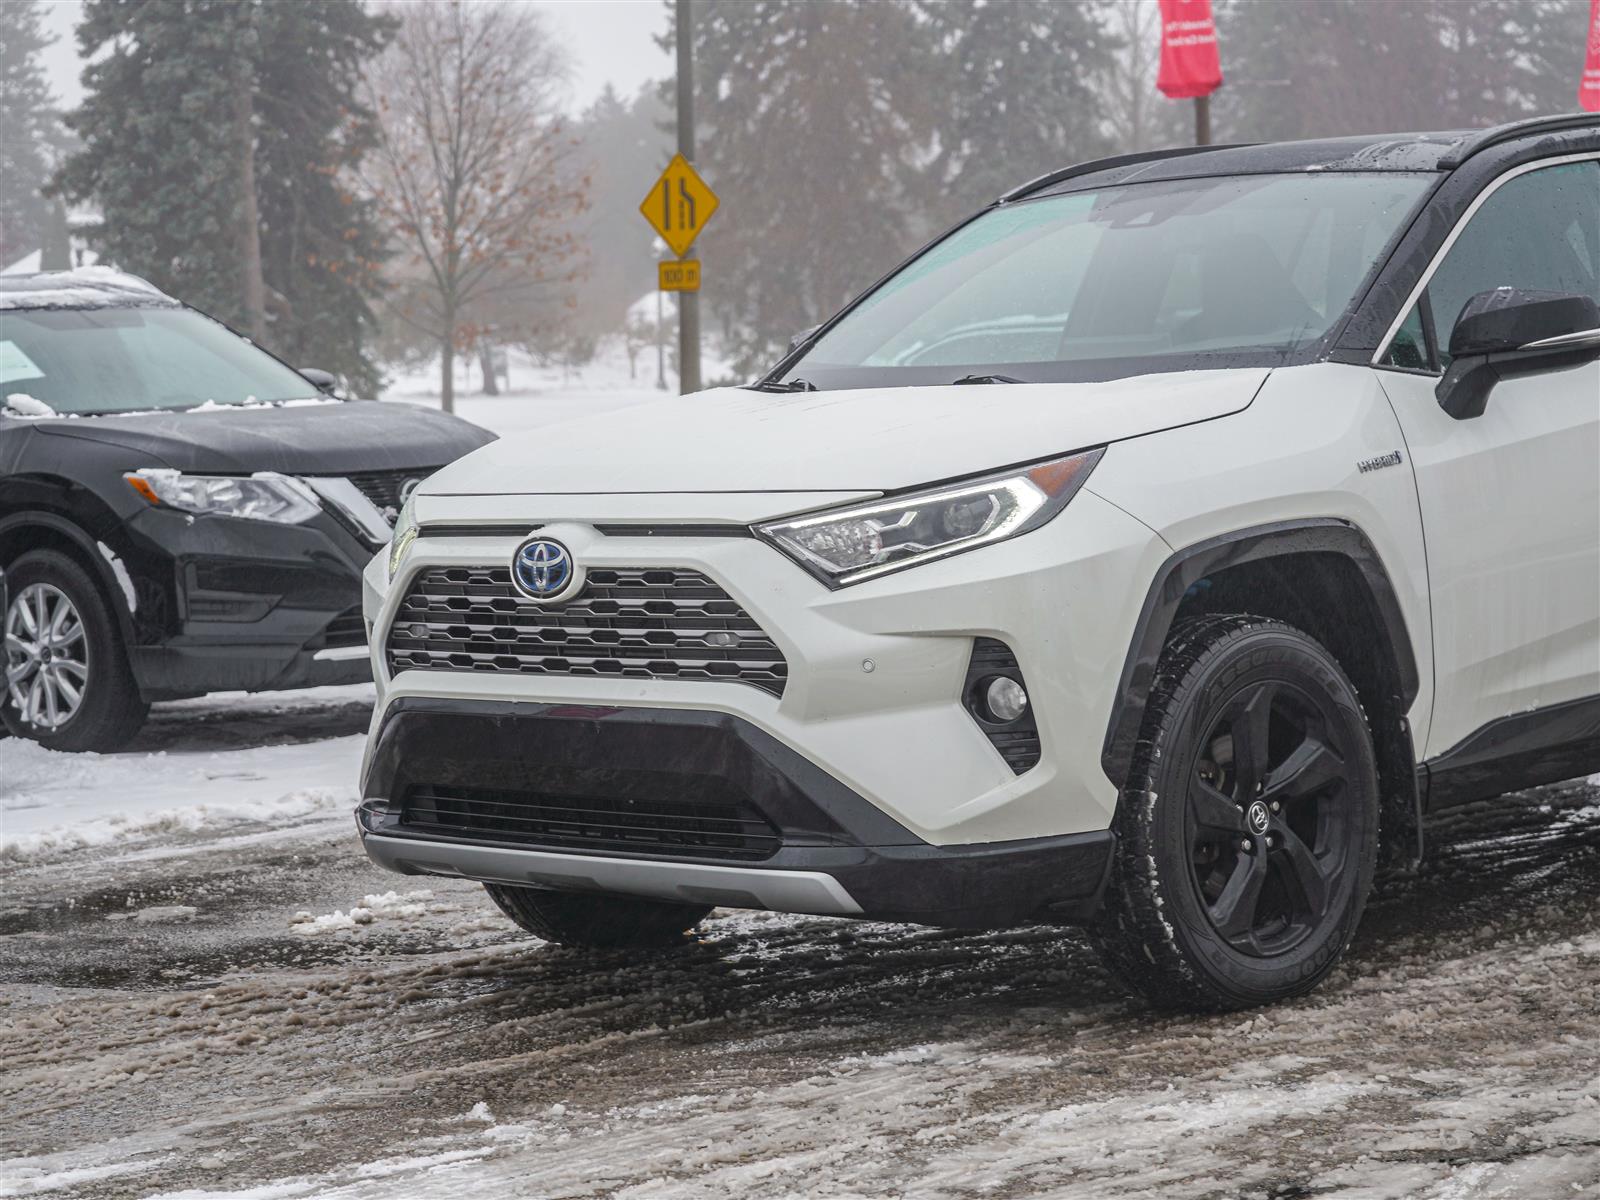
[756,448,1104,586]
[125,469,321,524]
[387,498,418,581]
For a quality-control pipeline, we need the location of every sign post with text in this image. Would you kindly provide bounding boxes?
[1156,0,1224,146]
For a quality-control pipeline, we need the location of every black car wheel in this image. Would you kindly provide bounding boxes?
[1092,614,1379,1011]
[485,883,712,949]
[3,550,148,752]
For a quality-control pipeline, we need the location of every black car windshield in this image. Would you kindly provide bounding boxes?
[0,306,321,415]
[783,172,1435,389]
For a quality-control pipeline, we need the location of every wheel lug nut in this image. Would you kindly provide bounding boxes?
[1240,839,1252,852]
[1270,801,1280,812]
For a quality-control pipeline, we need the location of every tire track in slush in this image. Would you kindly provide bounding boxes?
[1,758,1596,1197]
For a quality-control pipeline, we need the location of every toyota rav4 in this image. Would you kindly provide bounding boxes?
[358,115,1600,1010]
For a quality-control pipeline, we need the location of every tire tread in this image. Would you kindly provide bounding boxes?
[484,883,711,949]
[1091,613,1374,1011]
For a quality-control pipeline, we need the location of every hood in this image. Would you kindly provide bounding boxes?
[34,400,494,475]
[424,369,1269,496]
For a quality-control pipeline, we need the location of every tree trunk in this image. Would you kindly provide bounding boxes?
[232,15,268,346]
[478,341,500,395]
[440,337,455,414]
[40,199,71,271]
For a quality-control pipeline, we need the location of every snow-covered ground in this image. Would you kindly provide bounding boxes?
[377,330,728,439]
[1,686,371,863]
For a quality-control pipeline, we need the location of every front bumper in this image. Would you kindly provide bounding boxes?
[120,506,377,700]
[367,487,1169,846]
[358,698,1114,928]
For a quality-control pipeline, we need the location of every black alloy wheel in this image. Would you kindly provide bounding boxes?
[1186,680,1354,958]
[1092,613,1380,1011]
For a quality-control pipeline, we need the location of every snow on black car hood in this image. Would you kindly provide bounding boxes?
[35,400,495,476]
[423,369,1269,495]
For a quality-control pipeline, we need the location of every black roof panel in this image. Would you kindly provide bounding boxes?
[1014,113,1600,201]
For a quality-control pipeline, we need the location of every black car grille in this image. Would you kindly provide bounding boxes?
[319,606,367,649]
[343,467,438,516]
[400,782,782,861]
[385,567,789,697]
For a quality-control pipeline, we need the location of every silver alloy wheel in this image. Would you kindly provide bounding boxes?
[4,582,91,731]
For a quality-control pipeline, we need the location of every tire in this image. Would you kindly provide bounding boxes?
[484,883,711,949]
[1091,613,1379,1011]
[2,549,149,752]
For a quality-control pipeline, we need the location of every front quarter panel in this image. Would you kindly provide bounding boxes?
[1083,364,1434,751]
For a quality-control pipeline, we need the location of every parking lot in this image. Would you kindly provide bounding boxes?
[2,688,1597,1199]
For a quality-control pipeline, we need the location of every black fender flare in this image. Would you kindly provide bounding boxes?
[1100,517,1421,788]
[0,509,140,644]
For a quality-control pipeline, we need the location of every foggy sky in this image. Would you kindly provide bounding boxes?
[37,0,672,114]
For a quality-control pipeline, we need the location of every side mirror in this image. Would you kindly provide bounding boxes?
[788,325,820,354]
[299,367,341,396]
[1436,288,1600,419]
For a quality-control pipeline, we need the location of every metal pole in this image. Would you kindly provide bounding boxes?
[655,286,667,390]
[1194,93,1212,146]
[675,0,701,394]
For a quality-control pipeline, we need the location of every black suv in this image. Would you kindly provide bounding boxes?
[0,269,492,751]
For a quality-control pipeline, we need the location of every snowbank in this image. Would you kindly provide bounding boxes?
[0,754,355,861]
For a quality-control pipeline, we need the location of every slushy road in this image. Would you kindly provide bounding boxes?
[2,688,1597,1199]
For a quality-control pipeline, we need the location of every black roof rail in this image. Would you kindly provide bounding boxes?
[1437,112,1600,169]
[998,143,1254,204]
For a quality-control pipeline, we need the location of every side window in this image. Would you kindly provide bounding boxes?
[1382,161,1600,371]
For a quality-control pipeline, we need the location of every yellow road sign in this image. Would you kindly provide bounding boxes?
[658,259,701,292]
[640,154,719,259]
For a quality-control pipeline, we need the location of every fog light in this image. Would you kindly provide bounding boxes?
[984,676,1028,723]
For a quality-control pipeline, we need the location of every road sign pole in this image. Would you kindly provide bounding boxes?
[675,0,701,394]
[655,286,667,391]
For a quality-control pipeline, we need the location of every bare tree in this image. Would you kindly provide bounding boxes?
[361,1,587,411]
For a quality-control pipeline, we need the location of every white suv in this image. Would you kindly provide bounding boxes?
[359,116,1599,1010]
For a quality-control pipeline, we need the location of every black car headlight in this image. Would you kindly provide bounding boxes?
[125,469,321,525]
[387,498,418,581]
[756,448,1103,587]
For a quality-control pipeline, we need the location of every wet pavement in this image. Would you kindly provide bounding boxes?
[1,694,1596,1198]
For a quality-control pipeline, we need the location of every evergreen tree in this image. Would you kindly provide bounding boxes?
[914,0,1115,225]
[0,1,64,267]
[675,0,938,378]
[677,0,1118,378]
[253,1,393,394]
[1213,0,1590,143]
[53,0,393,394]
[569,85,673,342]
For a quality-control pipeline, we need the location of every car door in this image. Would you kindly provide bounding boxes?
[1373,156,1600,759]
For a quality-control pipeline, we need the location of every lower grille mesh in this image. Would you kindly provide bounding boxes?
[401,783,782,861]
[385,566,788,696]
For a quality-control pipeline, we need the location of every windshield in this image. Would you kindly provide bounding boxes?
[0,306,320,415]
[785,172,1434,389]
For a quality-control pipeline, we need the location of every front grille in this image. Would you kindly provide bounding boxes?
[320,606,366,648]
[385,567,788,696]
[343,467,438,516]
[401,782,782,861]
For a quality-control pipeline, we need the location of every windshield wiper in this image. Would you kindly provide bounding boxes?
[749,377,818,393]
[951,373,1026,385]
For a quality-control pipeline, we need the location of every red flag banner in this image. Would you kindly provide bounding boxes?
[1157,0,1223,100]
[1581,0,1600,113]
